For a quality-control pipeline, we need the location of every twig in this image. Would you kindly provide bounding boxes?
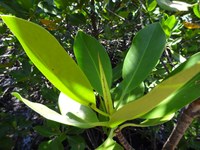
[115,128,135,150]
[162,98,200,150]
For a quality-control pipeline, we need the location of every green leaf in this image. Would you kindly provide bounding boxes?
[112,61,123,82]
[139,113,174,127]
[54,0,68,9]
[109,62,200,128]
[34,125,61,137]
[147,0,157,12]
[116,23,166,102]
[12,92,105,128]
[74,31,112,96]
[114,83,145,109]
[16,0,34,10]
[96,129,123,150]
[120,113,174,128]
[156,0,193,11]
[142,52,200,119]
[67,135,86,150]
[193,4,200,19]
[68,13,86,26]
[98,56,114,114]
[38,135,66,150]
[1,15,95,106]
[143,74,200,119]
[58,92,99,123]
[162,15,177,37]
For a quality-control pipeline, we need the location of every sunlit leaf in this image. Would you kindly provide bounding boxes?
[147,0,157,12]
[143,52,200,119]
[1,15,95,106]
[157,0,193,11]
[193,3,200,19]
[109,62,200,128]
[58,92,99,123]
[12,92,106,128]
[120,113,174,128]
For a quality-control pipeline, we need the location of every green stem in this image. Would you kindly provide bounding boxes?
[90,104,110,117]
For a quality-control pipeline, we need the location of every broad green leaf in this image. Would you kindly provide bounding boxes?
[109,62,200,128]
[38,135,66,150]
[143,74,200,119]
[12,92,106,128]
[156,0,193,11]
[67,135,86,150]
[193,4,200,19]
[139,113,174,127]
[58,92,99,123]
[112,61,123,82]
[142,52,200,119]
[34,125,61,137]
[117,23,166,102]
[96,129,123,150]
[96,138,123,150]
[147,0,157,12]
[68,13,86,26]
[74,31,112,96]
[114,83,145,109]
[120,113,174,128]
[1,15,95,106]
[98,56,114,114]
[16,0,34,10]
[162,15,177,37]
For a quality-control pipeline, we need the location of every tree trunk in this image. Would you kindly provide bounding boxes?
[162,98,200,150]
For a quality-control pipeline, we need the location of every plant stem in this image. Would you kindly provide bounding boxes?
[115,128,135,150]
[90,104,110,117]
[162,98,200,150]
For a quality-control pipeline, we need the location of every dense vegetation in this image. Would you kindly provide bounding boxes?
[0,0,200,149]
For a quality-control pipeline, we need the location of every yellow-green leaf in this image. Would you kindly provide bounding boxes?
[1,15,95,106]
[109,62,200,128]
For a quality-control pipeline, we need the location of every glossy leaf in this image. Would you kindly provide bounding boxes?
[58,92,99,123]
[1,15,95,106]
[96,129,123,150]
[156,0,193,11]
[147,0,157,12]
[109,62,200,128]
[193,4,200,19]
[139,113,175,127]
[162,15,177,37]
[74,31,112,96]
[12,92,106,128]
[143,52,200,119]
[120,113,174,128]
[117,23,166,101]
[114,83,145,109]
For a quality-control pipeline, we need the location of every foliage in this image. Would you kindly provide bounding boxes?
[1,0,200,149]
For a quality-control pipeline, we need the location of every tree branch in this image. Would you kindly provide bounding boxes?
[162,98,200,150]
[115,128,135,150]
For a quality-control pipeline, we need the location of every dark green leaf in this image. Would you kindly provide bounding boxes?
[74,31,112,96]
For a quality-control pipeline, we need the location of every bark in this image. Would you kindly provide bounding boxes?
[115,128,135,150]
[162,98,200,150]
